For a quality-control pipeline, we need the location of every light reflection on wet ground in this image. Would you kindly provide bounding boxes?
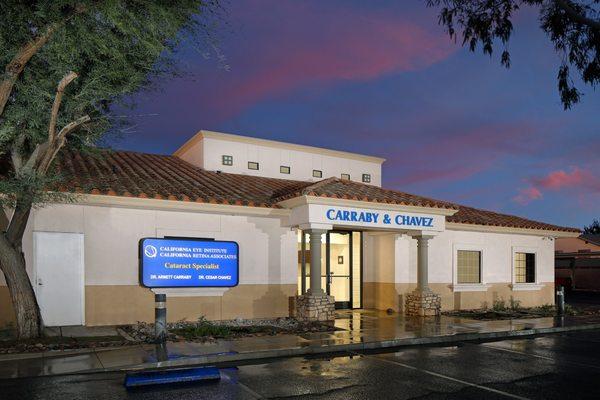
[2,309,600,379]
[3,330,600,399]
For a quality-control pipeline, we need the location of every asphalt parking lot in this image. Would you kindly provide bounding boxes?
[2,329,600,399]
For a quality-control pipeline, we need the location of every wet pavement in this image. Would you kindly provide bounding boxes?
[2,310,600,379]
[2,329,600,399]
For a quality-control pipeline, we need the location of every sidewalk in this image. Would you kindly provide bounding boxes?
[2,310,600,379]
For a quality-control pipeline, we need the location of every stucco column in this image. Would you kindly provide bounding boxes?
[405,234,441,316]
[417,236,430,291]
[307,229,326,296]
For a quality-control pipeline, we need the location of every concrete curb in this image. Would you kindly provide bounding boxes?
[0,345,137,363]
[115,322,600,373]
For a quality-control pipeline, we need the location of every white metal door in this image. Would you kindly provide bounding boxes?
[34,232,84,326]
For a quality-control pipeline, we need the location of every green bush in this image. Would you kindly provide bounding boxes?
[509,297,521,311]
[172,317,232,340]
[535,304,555,314]
[563,304,578,316]
[492,299,507,312]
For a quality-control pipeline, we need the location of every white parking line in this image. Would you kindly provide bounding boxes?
[221,371,264,399]
[472,342,600,371]
[357,352,530,400]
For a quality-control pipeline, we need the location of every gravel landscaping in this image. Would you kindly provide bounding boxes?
[0,316,337,353]
[443,303,585,320]
[121,316,338,343]
[0,336,130,354]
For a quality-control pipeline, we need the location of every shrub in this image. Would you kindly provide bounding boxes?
[509,297,521,311]
[172,317,232,340]
[492,298,507,312]
[530,304,556,316]
[564,304,578,316]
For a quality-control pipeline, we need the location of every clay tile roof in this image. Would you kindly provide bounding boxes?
[54,149,307,208]
[51,149,579,233]
[272,176,458,210]
[447,205,580,233]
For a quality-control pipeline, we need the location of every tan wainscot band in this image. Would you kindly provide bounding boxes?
[0,130,579,326]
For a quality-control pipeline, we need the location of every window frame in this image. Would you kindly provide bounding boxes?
[341,173,351,180]
[280,165,291,174]
[511,246,543,290]
[221,155,233,166]
[312,169,323,178]
[452,244,489,292]
[362,173,371,183]
[247,161,259,170]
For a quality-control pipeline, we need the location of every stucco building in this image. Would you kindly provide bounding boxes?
[556,234,600,291]
[0,130,579,326]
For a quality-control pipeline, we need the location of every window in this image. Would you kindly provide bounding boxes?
[362,174,371,183]
[341,173,350,180]
[280,165,290,174]
[312,170,322,178]
[222,155,233,166]
[515,252,535,283]
[248,161,259,170]
[457,250,481,284]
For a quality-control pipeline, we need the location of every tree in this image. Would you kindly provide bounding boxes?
[426,1,600,109]
[0,1,220,339]
[583,219,600,234]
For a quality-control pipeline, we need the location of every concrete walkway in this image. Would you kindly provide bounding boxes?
[2,310,600,379]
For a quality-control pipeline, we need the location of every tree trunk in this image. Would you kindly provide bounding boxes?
[0,232,41,339]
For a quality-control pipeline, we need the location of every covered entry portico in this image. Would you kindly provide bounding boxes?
[283,196,456,321]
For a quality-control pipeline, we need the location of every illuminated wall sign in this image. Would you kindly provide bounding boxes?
[326,208,434,228]
[139,238,239,288]
[289,204,445,232]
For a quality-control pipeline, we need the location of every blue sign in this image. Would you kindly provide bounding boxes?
[139,238,239,288]
[325,208,434,228]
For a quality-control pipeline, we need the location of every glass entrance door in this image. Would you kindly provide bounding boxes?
[297,230,362,309]
[327,232,351,309]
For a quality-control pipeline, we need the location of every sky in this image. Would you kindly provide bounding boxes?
[109,0,599,229]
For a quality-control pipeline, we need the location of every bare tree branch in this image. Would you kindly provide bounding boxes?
[21,72,84,173]
[37,115,90,173]
[10,135,26,172]
[48,71,78,143]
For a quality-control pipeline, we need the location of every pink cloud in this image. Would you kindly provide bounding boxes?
[512,187,543,205]
[532,167,586,190]
[202,1,458,119]
[512,167,600,205]
[387,121,538,185]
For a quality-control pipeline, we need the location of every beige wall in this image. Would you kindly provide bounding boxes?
[364,282,555,313]
[85,284,296,326]
[362,229,556,311]
[0,284,297,326]
[556,237,600,253]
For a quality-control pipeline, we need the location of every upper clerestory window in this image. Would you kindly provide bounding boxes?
[222,155,233,166]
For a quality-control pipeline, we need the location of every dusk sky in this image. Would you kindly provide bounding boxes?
[110,0,599,229]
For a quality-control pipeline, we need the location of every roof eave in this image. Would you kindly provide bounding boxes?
[446,222,581,237]
[277,195,459,216]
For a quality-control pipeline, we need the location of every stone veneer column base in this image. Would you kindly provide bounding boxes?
[293,293,335,322]
[405,288,441,316]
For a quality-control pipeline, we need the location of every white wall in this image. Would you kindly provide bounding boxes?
[183,136,383,186]
[363,229,555,285]
[0,203,297,290]
[429,229,555,285]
